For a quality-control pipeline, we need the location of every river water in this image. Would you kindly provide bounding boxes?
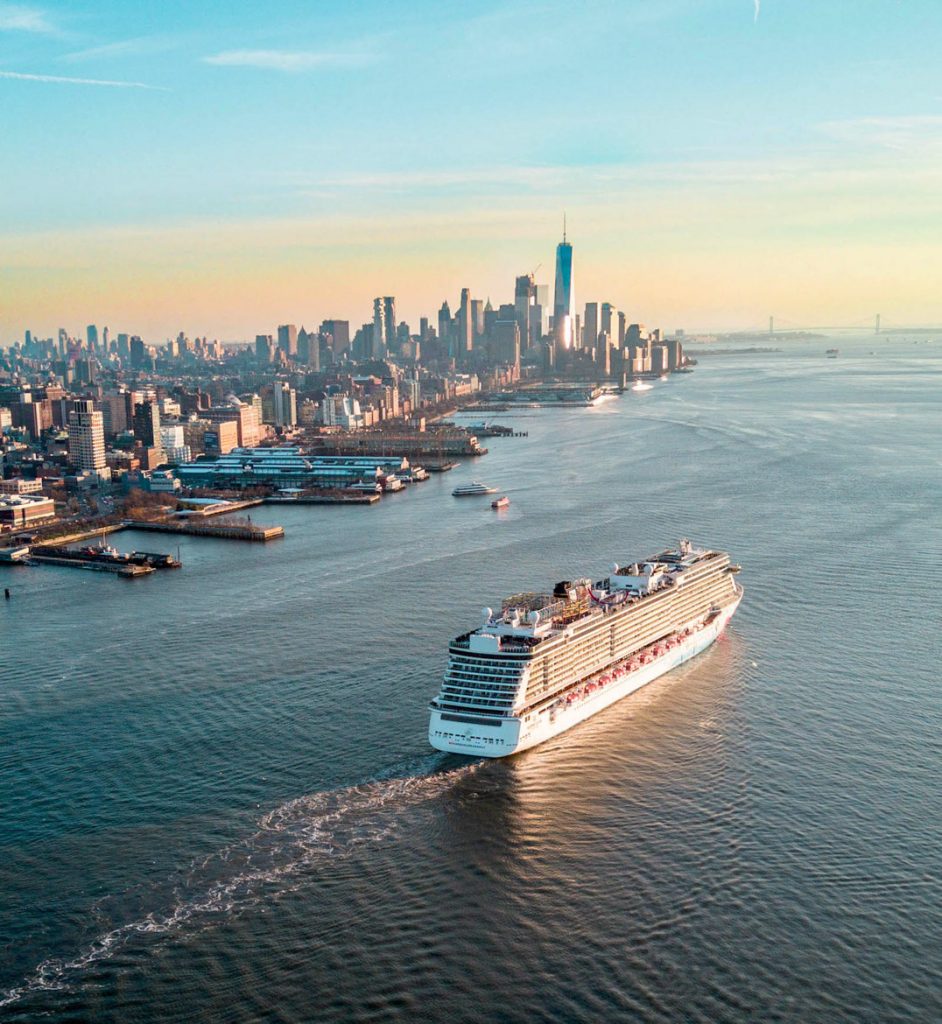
[2,337,940,1022]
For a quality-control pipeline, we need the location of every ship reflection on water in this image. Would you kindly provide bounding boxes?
[435,626,748,861]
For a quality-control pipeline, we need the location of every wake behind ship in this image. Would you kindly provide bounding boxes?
[429,540,743,757]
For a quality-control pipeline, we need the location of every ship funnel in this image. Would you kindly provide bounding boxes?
[611,563,620,573]
[482,607,493,623]
[528,610,541,625]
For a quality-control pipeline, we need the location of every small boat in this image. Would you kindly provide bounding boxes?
[453,482,499,497]
[491,495,510,509]
[78,543,122,561]
[826,348,839,358]
[378,474,404,492]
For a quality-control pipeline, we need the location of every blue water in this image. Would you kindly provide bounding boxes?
[2,337,941,1022]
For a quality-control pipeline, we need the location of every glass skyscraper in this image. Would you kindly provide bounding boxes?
[554,224,574,348]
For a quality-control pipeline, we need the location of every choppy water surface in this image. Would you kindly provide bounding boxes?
[2,338,941,1023]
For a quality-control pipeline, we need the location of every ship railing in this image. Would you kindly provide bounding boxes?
[517,627,690,717]
[497,642,535,653]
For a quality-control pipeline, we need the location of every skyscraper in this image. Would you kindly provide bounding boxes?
[86,325,99,351]
[584,302,600,352]
[130,336,147,369]
[298,328,320,370]
[273,381,298,428]
[458,288,473,357]
[601,302,618,344]
[133,400,161,448]
[494,316,521,372]
[438,301,453,357]
[255,334,274,364]
[382,297,397,352]
[553,219,575,349]
[67,399,110,481]
[372,298,387,359]
[320,319,350,355]
[535,284,549,335]
[277,324,298,358]
[471,298,484,343]
[514,274,536,351]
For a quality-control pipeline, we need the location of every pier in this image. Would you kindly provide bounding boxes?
[126,519,284,541]
[264,493,380,505]
[26,554,154,577]
[311,430,487,459]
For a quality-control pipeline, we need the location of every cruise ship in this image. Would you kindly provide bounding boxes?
[429,540,742,757]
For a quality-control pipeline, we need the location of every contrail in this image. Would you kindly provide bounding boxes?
[754,0,760,22]
[0,70,168,90]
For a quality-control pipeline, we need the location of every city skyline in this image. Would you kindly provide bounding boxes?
[4,0,942,337]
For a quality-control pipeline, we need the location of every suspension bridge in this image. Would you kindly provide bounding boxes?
[716,314,941,336]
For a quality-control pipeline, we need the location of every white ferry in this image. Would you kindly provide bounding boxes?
[429,540,743,757]
[452,482,499,497]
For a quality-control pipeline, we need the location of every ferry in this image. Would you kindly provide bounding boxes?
[491,496,510,510]
[429,540,743,757]
[453,482,499,497]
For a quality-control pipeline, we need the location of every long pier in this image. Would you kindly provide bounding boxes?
[264,494,380,505]
[27,554,154,577]
[126,519,284,541]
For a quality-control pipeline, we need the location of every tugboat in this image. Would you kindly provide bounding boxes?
[491,495,510,510]
[77,542,123,562]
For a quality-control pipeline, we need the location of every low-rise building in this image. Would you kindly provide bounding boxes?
[0,493,56,529]
[175,445,407,490]
[0,478,43,495]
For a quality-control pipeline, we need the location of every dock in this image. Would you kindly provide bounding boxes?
[28,554,154,577]
[177,498,266,517]
[126,519,284,541]
[264,493,380,505]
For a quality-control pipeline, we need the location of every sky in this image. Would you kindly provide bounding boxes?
[2,0,942,341]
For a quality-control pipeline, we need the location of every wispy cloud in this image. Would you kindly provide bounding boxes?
[62,34,180,62]
[0,70,168,90]
[0,3,54,33]
[203,49,372,72]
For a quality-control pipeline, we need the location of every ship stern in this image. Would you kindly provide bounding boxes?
[428,708,523,758]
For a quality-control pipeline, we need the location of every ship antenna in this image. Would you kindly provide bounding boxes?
[563,211,567,243]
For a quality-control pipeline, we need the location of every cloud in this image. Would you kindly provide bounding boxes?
[202,49,371,72]
[62,35,181,62]
[0,70,168,90]
[0,3,54,33]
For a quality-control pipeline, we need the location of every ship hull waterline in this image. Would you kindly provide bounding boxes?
[429,594,741,758]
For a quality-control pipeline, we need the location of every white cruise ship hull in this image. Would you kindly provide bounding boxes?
[429,596,740,758]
